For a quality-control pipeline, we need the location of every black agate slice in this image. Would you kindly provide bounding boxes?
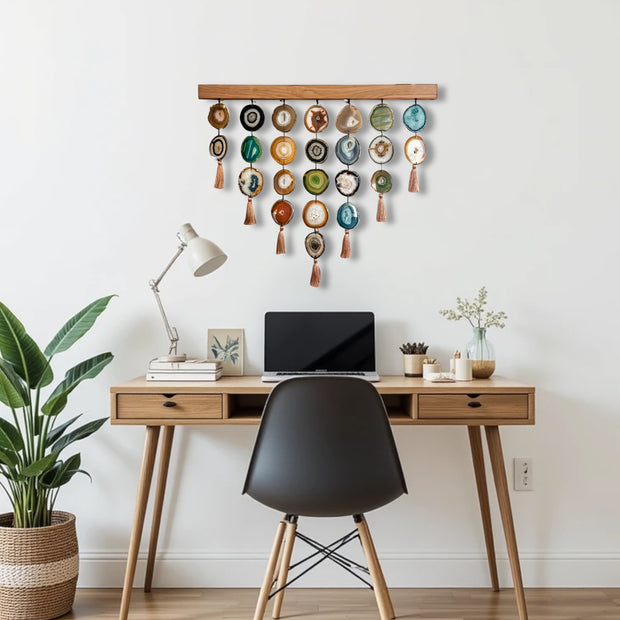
[240,104,265,131]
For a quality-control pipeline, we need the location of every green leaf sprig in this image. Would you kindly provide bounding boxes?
[439,286,507,330]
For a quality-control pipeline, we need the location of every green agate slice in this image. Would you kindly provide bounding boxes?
[369,103,394,131]
[241,135,262,163]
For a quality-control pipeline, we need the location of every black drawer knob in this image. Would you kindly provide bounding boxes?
[467,401,482,408]
[162,401,177,408]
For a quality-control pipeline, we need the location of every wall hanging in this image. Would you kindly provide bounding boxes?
[199,84,438,286]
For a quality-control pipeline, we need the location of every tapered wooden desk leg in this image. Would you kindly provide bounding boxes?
[485,425,528,620]
[119,426,161,620]
[468,425,500,592]
[144,425,175,592]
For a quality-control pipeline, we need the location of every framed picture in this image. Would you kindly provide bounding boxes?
[207,329,244,376]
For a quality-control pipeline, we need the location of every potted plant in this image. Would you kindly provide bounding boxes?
[398,342,429,377]
[0,294,115,620]
[439,286,507,378]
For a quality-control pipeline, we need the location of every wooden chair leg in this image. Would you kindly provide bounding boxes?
[253,520,287,620]
[355,515,394,620]
[272,518,298,619]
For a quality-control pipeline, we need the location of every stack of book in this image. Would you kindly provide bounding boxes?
[146,358,223,381]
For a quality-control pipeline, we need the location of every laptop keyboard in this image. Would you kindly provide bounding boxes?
[276,371,366,376]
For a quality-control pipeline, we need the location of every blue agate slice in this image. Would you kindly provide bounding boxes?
[337,202,359,230]
[335,136,360,165]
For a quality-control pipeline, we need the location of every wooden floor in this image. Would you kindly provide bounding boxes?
[65,588,620,619]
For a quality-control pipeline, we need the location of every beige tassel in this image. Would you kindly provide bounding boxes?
[408,164,419,193]
[310,259,321,287]
[340,230,351,258]
[276,226,286,254]
[244,197,256,225]
[214,160,224,189]
[376,194,386,222]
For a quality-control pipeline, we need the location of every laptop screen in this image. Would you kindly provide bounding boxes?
[264,312,376,372]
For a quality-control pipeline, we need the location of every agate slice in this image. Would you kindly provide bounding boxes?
[209,135,227,160]
[305,139,328,164]
[335,136,361,165]
[238,167,264,197]
[304,105,329,133]
[369,103,394,131]
[368,136,394,164]
[404,136,426,164]
[303,169,329,195]
[335,104,363,133]
[273,169,296,195]
[335,170,360,197]
[271,200,294,226]
[304,231,325,258]
[371,170,393,194]
[337,202,359,230]
[208,102,230,129]
[240,104,265,131]
[240,135,262,163]
[403,104,427,132]
[272,104,297,132]
[302,200,329,228]
[270,136,297,165]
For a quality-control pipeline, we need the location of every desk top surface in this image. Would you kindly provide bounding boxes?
[111,375,534,394]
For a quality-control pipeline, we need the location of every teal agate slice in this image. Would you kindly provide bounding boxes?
[241,136,262,163]
[335,136,360,165]
[403,104,427,132]
[337,202,359,230]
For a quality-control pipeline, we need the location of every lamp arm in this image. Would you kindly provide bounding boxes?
[149,241,186,356]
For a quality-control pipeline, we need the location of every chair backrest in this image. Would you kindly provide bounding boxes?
[243,376,407,517]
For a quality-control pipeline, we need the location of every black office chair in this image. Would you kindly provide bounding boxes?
[243,376,407,620]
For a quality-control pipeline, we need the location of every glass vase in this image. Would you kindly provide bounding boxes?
[466,327,496,378]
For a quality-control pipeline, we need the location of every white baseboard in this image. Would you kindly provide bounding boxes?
[77,550,620,588]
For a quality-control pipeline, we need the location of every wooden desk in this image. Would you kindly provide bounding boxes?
[110,376,535,620]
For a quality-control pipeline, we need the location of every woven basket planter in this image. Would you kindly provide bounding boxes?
[0,511,79,620]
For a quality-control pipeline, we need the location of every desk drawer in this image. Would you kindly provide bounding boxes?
[116,393,222,421]
[418,393,528,420]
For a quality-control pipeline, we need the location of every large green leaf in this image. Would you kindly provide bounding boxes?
[45,414,82,447]
[41,454,82,488]
[0,302,53,388]
[0,359,28,408]
[41,352,113,416]
[0,418,24,453]
[44,295,116,357]
[0,448,18,468]
[21,453,57,477]
[51,417,106,454]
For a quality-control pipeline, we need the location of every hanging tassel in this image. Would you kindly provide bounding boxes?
[310,259,321,287]
[276,226,286,254]
[376,194,386,222]
[340,230,351,258]
[214,160,224,189]
[244,197,256,225]
[408,164,419,193]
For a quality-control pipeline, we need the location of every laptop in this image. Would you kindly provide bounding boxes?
[261,311,380,382]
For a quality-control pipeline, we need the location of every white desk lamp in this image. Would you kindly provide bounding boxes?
[149,223,227,362]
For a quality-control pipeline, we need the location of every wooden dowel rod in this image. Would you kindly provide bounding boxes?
[198,84,438,101]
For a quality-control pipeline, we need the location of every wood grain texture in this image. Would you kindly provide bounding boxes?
[70,587,620,620]
[198,84,438,100]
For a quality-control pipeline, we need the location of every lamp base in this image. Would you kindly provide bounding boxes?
[156,353,187,362]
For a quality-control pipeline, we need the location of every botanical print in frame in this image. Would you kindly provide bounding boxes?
[207,329,244,376]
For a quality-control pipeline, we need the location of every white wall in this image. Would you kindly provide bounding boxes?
[1,0,619,588]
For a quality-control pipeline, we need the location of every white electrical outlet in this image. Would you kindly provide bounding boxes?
[514,457,533,491]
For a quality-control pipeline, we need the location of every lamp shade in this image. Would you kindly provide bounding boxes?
[179,223,227,277]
